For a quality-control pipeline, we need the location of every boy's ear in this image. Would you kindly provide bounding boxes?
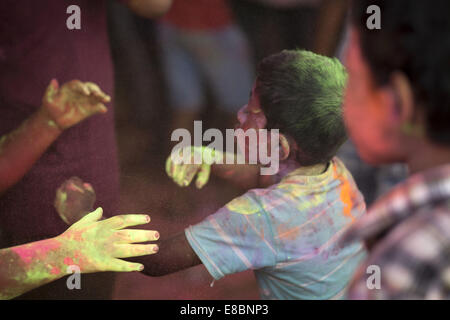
[390,72,424,137]
[279,134,290,161]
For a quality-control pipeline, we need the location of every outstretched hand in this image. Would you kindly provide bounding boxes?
[165,146,215,189]
[41,79,110,130]
[57,208,159,273]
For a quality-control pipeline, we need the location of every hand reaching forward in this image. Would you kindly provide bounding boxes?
[41,79,110,130]
[57,208,159,273]
[165,146,216,189]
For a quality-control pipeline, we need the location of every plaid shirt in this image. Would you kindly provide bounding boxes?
[343,163,450,299]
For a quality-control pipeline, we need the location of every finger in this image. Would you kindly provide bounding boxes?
[44,79,59,102]
[201,147,215,164]
[70,80,90,96]
[113,243,159,259]
[92,102,108,114]
[171,147,187,176]
[85,82,111,103]
[173,164,188,186]
[84,101,107,116]
[179,165,195,187]
[165,156,174,178]
[196,164,211,189]
[75,207,103,225]
[114,229,160,243]
[175,148,197,185]
[103,214,151,230]
[109,259,144,272]
[171,161,182,185]
[168,147,185,177]
[183,165,200,187]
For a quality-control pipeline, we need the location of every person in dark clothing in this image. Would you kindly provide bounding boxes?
[0,0,171,299]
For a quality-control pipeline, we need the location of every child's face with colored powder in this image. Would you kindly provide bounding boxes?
[235,83,270,162]
[236,84,267,131]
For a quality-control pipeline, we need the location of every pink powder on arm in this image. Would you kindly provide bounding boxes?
[11,240,61,265]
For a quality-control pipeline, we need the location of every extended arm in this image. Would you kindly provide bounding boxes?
[0,208,159,300]
[127,232,201,277]
[211,161,275,190]
[0,80,110,194]
[0,237,74,300]
[0,108,61,194]
[166,146,277,190]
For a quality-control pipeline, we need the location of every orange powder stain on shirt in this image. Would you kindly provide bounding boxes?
[333,166,355,223]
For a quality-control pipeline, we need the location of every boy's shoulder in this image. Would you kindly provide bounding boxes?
[275,157,360,197]
[224,157,361,217]
[223,188,267,216]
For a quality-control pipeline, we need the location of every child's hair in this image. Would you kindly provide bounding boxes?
[352,0,450,146]
[255,49,348,166]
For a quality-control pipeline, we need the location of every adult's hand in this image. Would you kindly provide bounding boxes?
[0,208,159,299]
[57,208,159,273]
[0,80,109,194]
[41,79,110,130]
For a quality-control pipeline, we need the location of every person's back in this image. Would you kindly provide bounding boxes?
[255,158,365,299]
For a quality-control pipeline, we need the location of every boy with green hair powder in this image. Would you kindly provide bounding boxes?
[131,50,367,299]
